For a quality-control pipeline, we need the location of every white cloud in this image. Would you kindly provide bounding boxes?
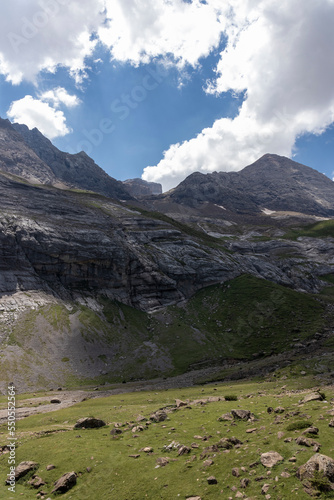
[39,87,80,108]
[0,0,105,84]
[143,0,334,191]
[99,0,224,67]
[7,95,71,139]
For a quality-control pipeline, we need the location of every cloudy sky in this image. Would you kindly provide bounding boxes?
[1,0,334,191]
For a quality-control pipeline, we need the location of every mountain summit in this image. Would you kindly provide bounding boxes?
[164,154,334,217]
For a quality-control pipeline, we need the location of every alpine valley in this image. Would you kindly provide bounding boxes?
[0,117,334,393]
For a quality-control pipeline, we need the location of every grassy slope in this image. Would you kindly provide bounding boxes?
[1,378,334,499]
[1,275,329,390]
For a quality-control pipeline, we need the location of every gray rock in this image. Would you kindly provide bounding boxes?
[260,452,283,468]
[296,453,334,483]
[51,471,77,494]
[73,417,106,429]
[6,461,38,482]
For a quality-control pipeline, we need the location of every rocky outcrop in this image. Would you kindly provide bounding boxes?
[123,178,162,197]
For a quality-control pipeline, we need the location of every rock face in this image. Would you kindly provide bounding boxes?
[11,121,132,200]
[6,461,38,482]
[163,154,334,216]
[123,178,162,197]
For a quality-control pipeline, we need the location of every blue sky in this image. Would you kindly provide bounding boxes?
[0,1,334,191]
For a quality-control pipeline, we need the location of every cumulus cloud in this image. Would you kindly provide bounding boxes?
[7,95,72,139]
[143,0,334,190]
[99,0,224,67]
[0,0,105,84]
[39,87,81,108]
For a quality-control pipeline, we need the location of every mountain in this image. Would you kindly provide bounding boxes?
[11,121,132,200]
[123,178,162,197]
[162,154,334,217]
[0,121,334,391]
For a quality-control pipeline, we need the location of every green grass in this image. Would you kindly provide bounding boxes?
[283,220,334,240]
[1,378,333,499]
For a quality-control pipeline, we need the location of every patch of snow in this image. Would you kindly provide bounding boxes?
[262,208,276,215]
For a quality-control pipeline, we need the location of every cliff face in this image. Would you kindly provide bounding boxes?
[123,178,162,197]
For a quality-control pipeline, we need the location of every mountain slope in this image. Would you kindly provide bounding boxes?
[11,122,132,200]
[163,154,334,217]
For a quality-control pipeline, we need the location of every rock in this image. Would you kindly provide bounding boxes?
[329,419,334,428]
[260,452,284,468]
[267,407,274,414]
[296,436,321,449]
[240,478,250,488]
[132,426,144,433]
[231,409,253,420]
[51,472,77,494]
[235,492,243,498]
[175,399,188,408]
[46,464,56,471]
[300,393,324,404]
[129,455,140,459]
[50,398,61,404]
[274,407,285,413]
[296,453,334,483]
[207,476,217,485]
[141,447,153,453]
[28,475,46,488]
[289,457,297,462]
[6,461,38,482]
[232,467,240,477]
[156,457,169,467]
[261,483,270,494]
[178,445,191,456]
[203,460,214,467]
[218,413,233,421]
[277,432,285,439]
[186,497,201,500]
[246,428,257,433]
[302,426,319,435]
[73,417,106,429]
[110,428,122,435]
[281,471,290,478]
[150,410,168,422]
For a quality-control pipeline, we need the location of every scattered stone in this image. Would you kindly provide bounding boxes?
[274,407,285,413]
[277,432,285,439]
[136,415,146,422]
[329,419,334,428]
[302,426,319,435]
[207,476,217,485]
[240,478,250,488]
[261,483,270,494]
[281,471,290,478]
[232,467,240,477]
[260,452,284,468]
[46,465,56,471]
[51,472,77,494]
[73,417,106,429]
[186,497,201,500]
[50,399,61,404]
[235,492,243,498]
[28,475,46,488]
[6,461,39,482]
[141,447,153,453]
[156,457,169,467]
[86,467,92,472]
[246,428,257,434]
[178,445,191,456]
[231,409,253,420]
[218,413,233,421]
[267,407,274,414]
[150,410,168,422]
[129,455,140,459]
[289,457,297,463]
[132,426,144,433]
[296,436,321,450]
[191,443,199,449]
[203,460,214,467]
[284,437,293,443]
[110,428,122,436]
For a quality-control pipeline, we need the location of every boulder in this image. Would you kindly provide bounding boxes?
[150,410,168,422]
[6,461,38,482]
[218,412,233,421]
[207,476,217,485]
[300,393,324,404]
[51,472,77,494]
[296,453,334,483]
[260,452,283,468]
[231,409,254,420]
[73,417,106,429]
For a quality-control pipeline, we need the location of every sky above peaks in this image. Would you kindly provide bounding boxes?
[0,0,334,191]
